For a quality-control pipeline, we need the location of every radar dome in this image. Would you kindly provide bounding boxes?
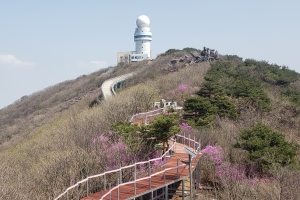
[136,15,150,28]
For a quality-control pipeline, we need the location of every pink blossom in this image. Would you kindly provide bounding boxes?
[178,83,188,91]
[201,145,223,165]
[216,165,246,181]
[179,122,192,131]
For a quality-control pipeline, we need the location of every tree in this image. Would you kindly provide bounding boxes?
[237,123,298,174]
[111,121,155,154]
[148,113,181,152]
[183,96,217,126]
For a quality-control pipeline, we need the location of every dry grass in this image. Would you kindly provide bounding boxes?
[0,51,299,199]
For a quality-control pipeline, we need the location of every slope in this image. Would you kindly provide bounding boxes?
[0,48,299,199]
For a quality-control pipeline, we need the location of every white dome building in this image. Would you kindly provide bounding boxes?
[131,15,152,62]
[117,15,152,64]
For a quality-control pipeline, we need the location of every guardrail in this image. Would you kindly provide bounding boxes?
[54,133,200,200]
[110,73,135,96]
[129,108,164,124]
[100,73,135,99]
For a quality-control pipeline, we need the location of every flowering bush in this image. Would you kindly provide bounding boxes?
[201,144,264,187]
[201,145,224,165]
[178,83,188,92]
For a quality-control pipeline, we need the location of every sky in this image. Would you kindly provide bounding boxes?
[0,1,299,109]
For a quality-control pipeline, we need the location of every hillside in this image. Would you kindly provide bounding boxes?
[0,48,300,199]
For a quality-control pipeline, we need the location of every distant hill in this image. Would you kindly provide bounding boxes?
[0,48,299,199]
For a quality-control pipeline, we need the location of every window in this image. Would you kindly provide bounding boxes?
[134,35,152,39]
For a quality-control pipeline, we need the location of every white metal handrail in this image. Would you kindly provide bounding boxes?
[54,140,176,200]
[100,134,201,200]
[100,162,186,200]
[129,108,164,123]
[54,132,201,200]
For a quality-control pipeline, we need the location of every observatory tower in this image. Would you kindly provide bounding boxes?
[117,15,152,64]
[131,15,152,62]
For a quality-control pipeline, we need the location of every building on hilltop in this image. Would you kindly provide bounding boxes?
[117,15,152,64]
[117,51,135,64]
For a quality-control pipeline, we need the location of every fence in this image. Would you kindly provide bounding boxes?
[54,133,201,200]
[129,108,164,124]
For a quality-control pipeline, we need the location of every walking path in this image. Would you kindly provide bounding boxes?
[81,140,201,200]
[101,73,135,99]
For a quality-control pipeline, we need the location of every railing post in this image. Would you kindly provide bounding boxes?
[148,160,151,189]
[184,132,185,145]
[189,133,191,147]
[148,160,151,176]
[76,185,79,200]
[86,178,89,197]
[164,154,166,183]
[117,178,120,200]
[104,173,106,191]
[134,164,137,195]
[165,185,168,200]
[174,137,176,153]
[194,135,196,150]
[109,183,111,200]
[182,179,185,199]
[177,159,179,178]
[119,165,122,184]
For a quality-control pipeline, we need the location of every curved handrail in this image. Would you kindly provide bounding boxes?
[101,72,136,99]
[54,140,177,200]
[100,163,186,200]
[100,134,200,200]
[53,133,201,200]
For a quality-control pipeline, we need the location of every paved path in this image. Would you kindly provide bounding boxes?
[101,73,135,99]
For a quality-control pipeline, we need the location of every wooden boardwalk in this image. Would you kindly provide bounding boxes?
[82,142,201,200]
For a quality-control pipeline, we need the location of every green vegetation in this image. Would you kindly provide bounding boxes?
[237,123,299,173]
[244,59,299,86]
[111,121,154,151]
[159,47,200,57]
[148,113,180,150]
[183,57,300,128]
[281,87,300,106]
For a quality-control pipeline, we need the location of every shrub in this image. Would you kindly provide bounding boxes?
[244,59,299,86]
[194,60,271,117]
[148,113,181,151]
[183,95,238,127]
[237,123,298,174]
[281,87,300,106]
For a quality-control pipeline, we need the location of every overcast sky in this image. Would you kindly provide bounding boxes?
[1,1,299,109]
